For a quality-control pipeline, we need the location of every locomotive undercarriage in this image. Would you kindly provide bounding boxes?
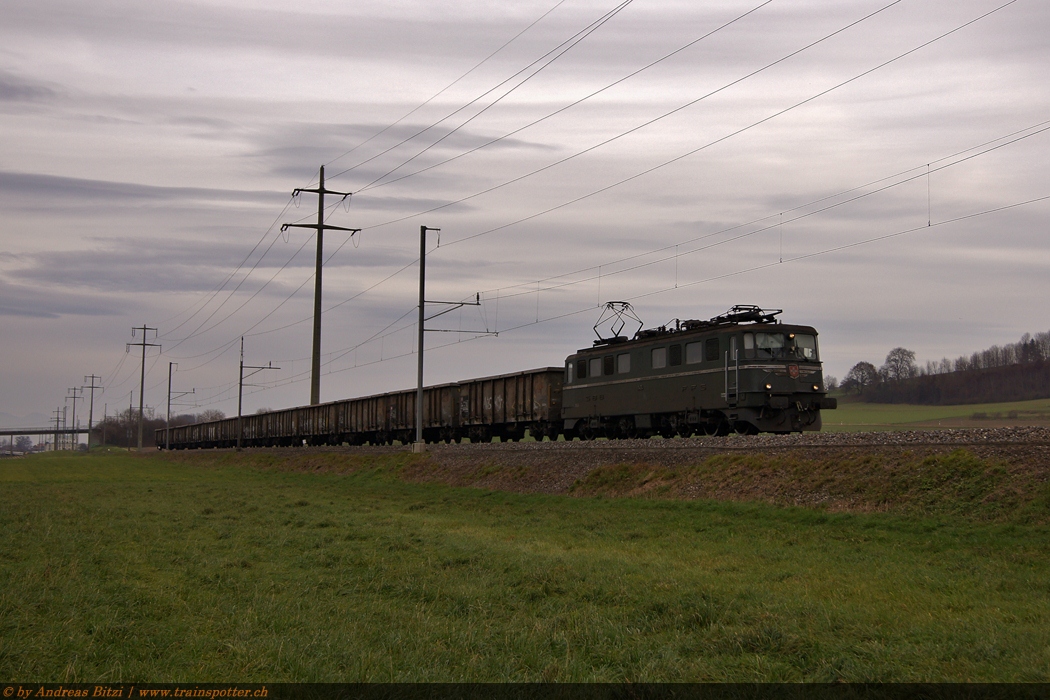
[567,394,823,440]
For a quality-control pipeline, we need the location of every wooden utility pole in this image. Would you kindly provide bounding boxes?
[52,408,61,452]
[281,166,358,406]
[66,388,82,449]
[84,374,101,448]
[127,326,160,449]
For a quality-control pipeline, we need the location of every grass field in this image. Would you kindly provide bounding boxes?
[823,397,1050,431]
[2,450,1050,682]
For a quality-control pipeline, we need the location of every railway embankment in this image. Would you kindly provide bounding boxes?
[158,427,1050,523]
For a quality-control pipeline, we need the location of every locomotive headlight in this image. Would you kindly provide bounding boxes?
[812,384,820,391]
[765,383,772,390]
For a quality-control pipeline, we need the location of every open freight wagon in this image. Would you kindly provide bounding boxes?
[159,367,564,449]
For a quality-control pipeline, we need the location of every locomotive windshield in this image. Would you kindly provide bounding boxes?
[745,332,818,361]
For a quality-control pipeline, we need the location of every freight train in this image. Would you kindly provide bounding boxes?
[158,305,835,449]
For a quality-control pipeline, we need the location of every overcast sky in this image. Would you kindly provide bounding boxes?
[1,0,1048,428]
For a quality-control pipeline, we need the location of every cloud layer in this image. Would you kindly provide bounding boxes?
[1,0,1048,422]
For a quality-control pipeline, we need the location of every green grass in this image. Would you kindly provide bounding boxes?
[2,450,1050,682]
[823,397,1050,431]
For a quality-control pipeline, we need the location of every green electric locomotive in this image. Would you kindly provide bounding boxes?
[561,305,837,437]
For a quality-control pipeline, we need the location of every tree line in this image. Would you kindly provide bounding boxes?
[93,408,227,448]
[829,329,1050,405]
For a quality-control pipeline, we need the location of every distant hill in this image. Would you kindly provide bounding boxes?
[865,361,1050,405]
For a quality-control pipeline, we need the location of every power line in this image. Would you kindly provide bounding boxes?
[328,0,635,182]
[357,0,776,194]
[322,0,570,171]
[354,0,637,192]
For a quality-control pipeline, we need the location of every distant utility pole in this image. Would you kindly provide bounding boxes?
[84,374,101,448]
[237,337,279,450]
[166,362,194,451]
[281,166,358,406]
[66,388,82,449]
[127,325,160,450]
[52,408,62,452]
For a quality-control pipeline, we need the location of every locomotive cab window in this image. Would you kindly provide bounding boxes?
[589,357,602,378]
[603,355,615,376]
[743,333,755,359]
[617,353,631,374]
[566,361,574,384]
[794,333,818,361]
[576,358,587,379]
[755,332,785,359]
[651,347,667,369]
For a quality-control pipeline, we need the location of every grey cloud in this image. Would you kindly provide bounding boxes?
[4,232,421,296]
[0,71,59,103]
[0,279,122,318]
[2,0,561,63]
[0,171,283,205]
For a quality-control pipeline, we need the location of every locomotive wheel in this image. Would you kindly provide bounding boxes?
[616,418,636,439]
[733,421,759,436]
[702,421,720,436]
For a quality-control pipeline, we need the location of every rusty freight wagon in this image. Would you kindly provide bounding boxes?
[160,367,564,449]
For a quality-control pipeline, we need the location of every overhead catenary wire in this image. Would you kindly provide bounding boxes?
[328,0,635,183]
[158,194,297,340]
[354,0,638,192]
[322,0,570,172]
[357,0,776,194]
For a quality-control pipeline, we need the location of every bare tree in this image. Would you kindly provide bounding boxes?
[882,347,917,382]
[197,409,226,422]
[845,361,879,393]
